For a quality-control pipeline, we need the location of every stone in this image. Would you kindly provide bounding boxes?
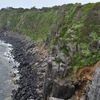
[58,63,70,78]
[97,40,100,50]
[69,47,74,57]
[52,66,59,78]
[35,63,39,66]
[51,46,59,56]
[39,76,44,81]
[58,67,65,78]
[47,60,53,76]
[11,73,16,77]
[52,80,75,99]
[43,78,53,98]
[80,97,85,100]
[86,66,100,100]
[52,61,58,67]
[58,53,67,63]
[97,40,100,45]
[12,89,17,97]
[36,89,42,94]
[41,63,47,67]
[20,97,25,100]
[49,97,64,100]
[13,65,17,68]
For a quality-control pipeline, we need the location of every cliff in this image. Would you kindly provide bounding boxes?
[0,2,100,72]
[0,2,100,100]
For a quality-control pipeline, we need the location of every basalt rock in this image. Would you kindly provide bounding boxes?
[0,31,46,100]
[43,55,74,100]
[52,80,75,99]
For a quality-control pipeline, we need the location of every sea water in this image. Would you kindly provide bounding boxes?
[0,40,19,100]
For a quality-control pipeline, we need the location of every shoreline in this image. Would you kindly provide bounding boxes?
[0,31,45,100]
[0,31,100,100]
[0,40,19,100]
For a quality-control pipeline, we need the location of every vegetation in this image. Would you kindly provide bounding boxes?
[0,2,100,72]
[56,57,62,63]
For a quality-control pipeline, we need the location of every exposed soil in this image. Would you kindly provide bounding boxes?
[35,43,48,57]
[73,61,100,100]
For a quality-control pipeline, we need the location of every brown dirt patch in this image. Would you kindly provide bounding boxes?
[73,61,100,100]
[35,43,48,56]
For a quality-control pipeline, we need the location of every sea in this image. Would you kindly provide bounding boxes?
[0,40,19,100]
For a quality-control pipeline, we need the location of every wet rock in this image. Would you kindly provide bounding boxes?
[11,73,16,77]
[20,96,25,100]
[49,97,64,100]
[12,89,17,98]
[13,65,17,68]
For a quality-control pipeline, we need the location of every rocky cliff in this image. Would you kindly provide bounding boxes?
[0,2,100,100]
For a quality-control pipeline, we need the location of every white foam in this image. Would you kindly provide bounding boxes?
[0,40,20,99]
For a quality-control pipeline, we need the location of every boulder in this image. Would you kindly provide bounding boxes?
[52,80,75,100]
[46,60,53,77]
[43,78,53,99]
[58,63,71,78]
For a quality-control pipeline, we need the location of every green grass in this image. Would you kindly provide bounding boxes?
[0,2,100,72]
[56,57,62,63]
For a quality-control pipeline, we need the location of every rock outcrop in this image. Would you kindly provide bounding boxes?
[0,3,100,99]
[0,30,100,100]
[43,50,75,100]
[86,65,100,100]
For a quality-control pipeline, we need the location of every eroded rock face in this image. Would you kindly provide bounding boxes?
[86,66,100,100]
[52,80,75,99]
[43,55,75,100]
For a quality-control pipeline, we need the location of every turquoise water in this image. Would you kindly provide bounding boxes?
[0,40,19,100]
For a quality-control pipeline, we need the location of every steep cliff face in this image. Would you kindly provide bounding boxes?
[0,2,100,72]
[43,57,100,100]
[86,64,100,100]
[0,2,100,100]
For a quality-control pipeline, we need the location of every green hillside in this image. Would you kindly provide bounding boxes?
[0,2,100,72]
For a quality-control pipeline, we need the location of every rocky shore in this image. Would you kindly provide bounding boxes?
[0,31,46,100]
[0,31,100,100]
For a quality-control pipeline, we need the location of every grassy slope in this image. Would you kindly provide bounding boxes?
[59,2,100,72]
[0,2,100,72]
